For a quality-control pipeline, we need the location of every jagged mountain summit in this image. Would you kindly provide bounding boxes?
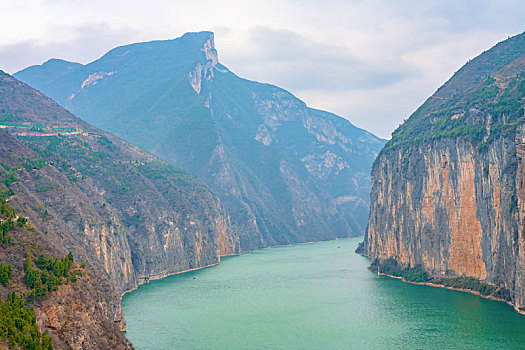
[0,70,239,348]
[16,31,385,250]
[362,32,525,312]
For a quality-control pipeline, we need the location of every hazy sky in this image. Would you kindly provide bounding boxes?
[1,0,524,138]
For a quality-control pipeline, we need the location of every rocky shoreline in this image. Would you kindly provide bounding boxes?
[376,270,525,316]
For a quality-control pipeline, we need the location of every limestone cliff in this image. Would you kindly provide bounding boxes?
[15,31,385,251]
[364,32,525,311]
[0,71,238,348]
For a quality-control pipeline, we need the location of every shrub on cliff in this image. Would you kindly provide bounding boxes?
[25,252,74,295]
[0,264,12,287]
[369,259,429,282]
[433,276,500,296]
[403,268,428,283]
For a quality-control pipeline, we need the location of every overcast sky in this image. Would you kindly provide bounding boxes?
[1,0,524,138]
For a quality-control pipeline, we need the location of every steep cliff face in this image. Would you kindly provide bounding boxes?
[0,71,238,348]
[0,130,132,349]
[15,32,385,251]
[364,32,525,310]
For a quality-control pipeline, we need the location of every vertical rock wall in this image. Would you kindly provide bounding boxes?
[364,126,525,309]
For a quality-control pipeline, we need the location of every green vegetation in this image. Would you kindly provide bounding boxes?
[0,178,81,350]
[432,276,510,299]
[382,72,525,153]
[1,158,46,175]
[0,108,28,123]
[0,263,12,287]
[0,292,53,349]
[139,160,205,190]
[403,268,429,283]
[0,199,17,247]
[370,259,511,300]
[1,174,17,188]
[0,200,16,220]
[17,216,27,227]
[19,134,212,226]
[370,258,429,283]
[0,156,45,205]
[0,177,56,348]
[24,252,75,301]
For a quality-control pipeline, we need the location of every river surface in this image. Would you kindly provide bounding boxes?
[122,237,525,349]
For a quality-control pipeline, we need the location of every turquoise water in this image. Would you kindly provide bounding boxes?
[122,237,525,349]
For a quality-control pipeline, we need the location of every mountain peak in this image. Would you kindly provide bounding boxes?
[180,31,219,66]
[42,58,82,67]
[14,59,83,89]
[183,32,221,93]
[180,30,214,41]
[11,31,385,252]
[203,33,218,66]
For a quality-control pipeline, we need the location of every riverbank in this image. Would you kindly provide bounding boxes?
[356,248,525,315]
[121,261,221,297]
[374,270,525,316]
[377,271,525,315]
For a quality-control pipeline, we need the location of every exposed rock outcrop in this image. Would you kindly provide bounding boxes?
[0,70,238,348]
[364,32,525,311]
[15,32,385,251]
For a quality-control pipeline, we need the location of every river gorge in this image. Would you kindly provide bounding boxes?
[122,237,525,349]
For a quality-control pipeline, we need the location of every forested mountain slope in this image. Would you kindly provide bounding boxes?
[0,71,238,348]
[16,32,385,250]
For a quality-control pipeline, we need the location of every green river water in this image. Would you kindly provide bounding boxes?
[122,237,525,349]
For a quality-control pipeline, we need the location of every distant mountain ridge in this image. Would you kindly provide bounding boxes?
[16,59,83,90]
[16,31,385,250]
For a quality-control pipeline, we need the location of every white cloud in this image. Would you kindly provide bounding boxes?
[0,0,524,138]
[218,27,420,91]
[0,23,139,72]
